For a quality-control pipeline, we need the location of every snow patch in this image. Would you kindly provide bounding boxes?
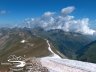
[40,58,96,72]
[45,39,61,58]
[8,60,26,68]
[20,40,26,43]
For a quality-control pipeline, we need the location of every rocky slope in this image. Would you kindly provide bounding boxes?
[31,28,94,59]
[1,39,96,72]
[0,28,96,72]
[0,28,62,62]
[77,41,96,63]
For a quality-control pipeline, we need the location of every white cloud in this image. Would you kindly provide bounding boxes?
[24,6,96,35]
[76,18,95,35]
[0,10,7,15]
[43,11,55,17]
[61,6,75,15]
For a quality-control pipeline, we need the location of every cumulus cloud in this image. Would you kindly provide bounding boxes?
[61,6,75,15]
[76,18,95,35]
[24,6,96,35]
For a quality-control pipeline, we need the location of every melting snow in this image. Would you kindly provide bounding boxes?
[40,58,96,72]
[8,60,26,68]
[20,40,26,43]
[45,39,61,58]
[40,39,96,72]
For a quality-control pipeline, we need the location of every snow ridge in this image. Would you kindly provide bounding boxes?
[45,39,61,58]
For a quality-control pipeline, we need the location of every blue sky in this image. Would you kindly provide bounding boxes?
[0,0,96,27]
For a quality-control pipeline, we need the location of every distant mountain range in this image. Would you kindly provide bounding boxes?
[77,41,96,63]
[31,27,95,60]
[0,27,96,64]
